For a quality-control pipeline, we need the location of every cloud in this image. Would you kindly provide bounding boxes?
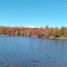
[26,26,34,28]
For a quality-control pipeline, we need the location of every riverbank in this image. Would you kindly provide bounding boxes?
[48,37,67,40]
[31,36,67,40]
[0,35,67,40]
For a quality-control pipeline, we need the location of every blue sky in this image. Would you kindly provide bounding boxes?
[0,0,67,28]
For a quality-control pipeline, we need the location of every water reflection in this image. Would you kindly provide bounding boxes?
[0,37,67,67]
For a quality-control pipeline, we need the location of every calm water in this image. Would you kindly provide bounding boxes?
[0,36,67,67]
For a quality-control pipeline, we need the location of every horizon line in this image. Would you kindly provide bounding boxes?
[0,25,67,28]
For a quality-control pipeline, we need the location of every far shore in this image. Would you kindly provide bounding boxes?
[0,35,67,40]
[32,36,67,40]
[48,37,67,40]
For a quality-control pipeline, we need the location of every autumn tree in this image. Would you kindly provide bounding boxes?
[59,27,65,37]
[52,28,60,38]
[15,30,20,36]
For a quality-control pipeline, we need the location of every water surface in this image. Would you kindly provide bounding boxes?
[0,36,67,67]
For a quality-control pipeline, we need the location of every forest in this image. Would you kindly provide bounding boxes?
[0,26,67,39]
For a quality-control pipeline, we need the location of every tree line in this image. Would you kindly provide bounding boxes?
[0,26,67,38]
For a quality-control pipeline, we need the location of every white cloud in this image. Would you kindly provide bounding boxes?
[26,26,34,28]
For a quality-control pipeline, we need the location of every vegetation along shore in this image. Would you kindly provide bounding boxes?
[0,26,67,39]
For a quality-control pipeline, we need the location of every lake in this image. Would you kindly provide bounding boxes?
[0,36,67,67]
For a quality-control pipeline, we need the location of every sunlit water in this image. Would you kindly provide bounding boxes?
[0,36,67,67]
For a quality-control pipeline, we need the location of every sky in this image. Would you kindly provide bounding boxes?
[0,0,67,28]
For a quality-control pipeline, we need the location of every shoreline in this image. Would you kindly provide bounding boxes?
[48,37,67,40]
[0,35,67,40]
